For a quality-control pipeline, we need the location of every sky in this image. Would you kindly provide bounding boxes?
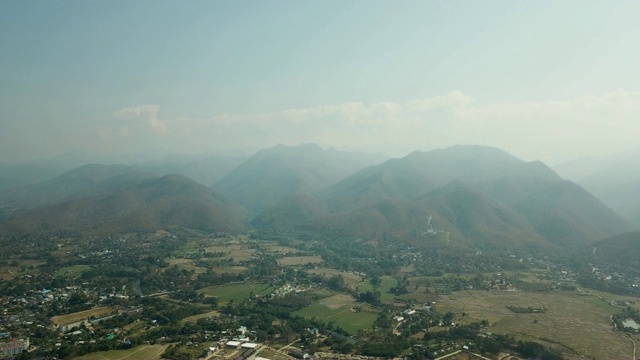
[1,0,640,164]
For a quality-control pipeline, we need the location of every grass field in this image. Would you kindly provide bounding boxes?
[198,283,274,303]
[166,258,207,274]
[357,275,397,302]
[293,294,377,334]
[261,242,300,254]
[307,268,363,289]
[213,266,248,274]
[54,265,91,278]
[179,310,220,324]
[278,256,323,266]
[435,289,633,360]
[51,306,115,326]
[74,344,168,360]
[205,244,256,261]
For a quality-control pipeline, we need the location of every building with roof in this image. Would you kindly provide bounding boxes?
[0,338,29,358]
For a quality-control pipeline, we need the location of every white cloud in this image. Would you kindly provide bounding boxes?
[107,90,640,163]
[114,105,167,134]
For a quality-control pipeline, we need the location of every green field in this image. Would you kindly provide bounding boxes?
[54,265,91,278]
[74,344,168,360]
[198,283,274,303]
[293,294,377,334]
[357,275,397,301]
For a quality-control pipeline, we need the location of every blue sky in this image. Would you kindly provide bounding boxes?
[2,1,640,163]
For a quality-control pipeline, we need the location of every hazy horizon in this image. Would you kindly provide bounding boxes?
[2,1,640,164]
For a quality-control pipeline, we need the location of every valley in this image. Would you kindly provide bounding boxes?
[1,144,639,360]
[2,228,640,360]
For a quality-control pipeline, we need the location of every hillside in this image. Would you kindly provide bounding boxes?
[213,143,386,212]
[251,192,329,230]
[592,231,640,272]
[554,148,640,228]
[1,174,247,236]
[0,164,142,208]
[261,146,631,250]
[321,145,522,213]
[139,154,244,186]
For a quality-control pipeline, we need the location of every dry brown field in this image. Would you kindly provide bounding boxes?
[51,306,115,326]
[278,255,323,266]
[435,290,634,360]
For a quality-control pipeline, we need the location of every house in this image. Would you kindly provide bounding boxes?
[241,342,258,350]
[0,338,29,358]
[226,340,241,349]
[393,316,404,322]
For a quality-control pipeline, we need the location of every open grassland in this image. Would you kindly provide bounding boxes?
[179,310,220,325]
[54,265,91,278]
[293,294,377,334]
[278,255,323,266]
[0,267,18,280]
[205,244,256,261]
[198,283,274,303]
[357,275,397,302]
[166,258,207,274]
[213,265,248,274]
[52,306,115,326]
[308,268,362,288]
[261,242,301,254]
[436,290,632,360]
[74,344,168,360]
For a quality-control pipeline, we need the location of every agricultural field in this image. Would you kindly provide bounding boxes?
[51,306,115,327]
[357,275,397,302]
[198,283,274,304]
[293,294,377,334]
[307,268,363,289]
[74,344,169,360]
[179,310,220,325]
[260,242,301,254]
[277,255,323,266]
[212,265,247,274]
[204,244,256,261]
[166,258,207,274]
[435,289,635,360]
[54,265,91,278]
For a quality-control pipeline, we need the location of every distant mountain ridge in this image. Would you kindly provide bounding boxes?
[553,148,640,227]
[257,145,631,250]
[0,144,632,252]
[1,174,246,236]
[213,143,387,213]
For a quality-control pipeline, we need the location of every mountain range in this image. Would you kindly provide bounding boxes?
[554,147,640,227]
[0,144,633,254]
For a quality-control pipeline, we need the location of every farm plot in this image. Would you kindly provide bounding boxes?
[180,310,220,325]
[293,294,377,334]
[435,290,632,360]
[166,258,207,274]
[51,306,115,327]
[54,265,91,278]
[357,275,397,302]
[74,344,168,360]
[307,268,362,289]
[198,283,274,304]
[204,244,256,261]
[278,256,323,266]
